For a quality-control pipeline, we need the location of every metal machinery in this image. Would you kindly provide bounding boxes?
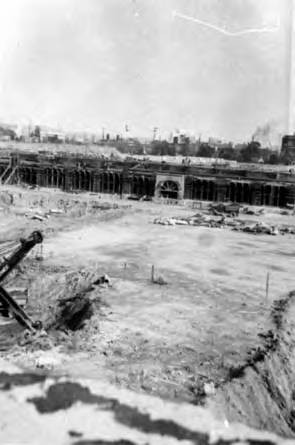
[0,231,43,332]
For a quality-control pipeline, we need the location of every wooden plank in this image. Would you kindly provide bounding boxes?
[0,286,36,332]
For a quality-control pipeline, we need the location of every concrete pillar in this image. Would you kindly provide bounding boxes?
[64,172,72,191]
[36,170,43,187]
[184,177,193,200]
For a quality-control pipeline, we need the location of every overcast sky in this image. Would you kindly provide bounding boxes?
[0,0,292,141]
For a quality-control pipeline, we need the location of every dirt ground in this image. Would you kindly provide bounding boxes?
[1,185,295,403]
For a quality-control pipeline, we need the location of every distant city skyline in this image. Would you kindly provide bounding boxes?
[0,0,292,143]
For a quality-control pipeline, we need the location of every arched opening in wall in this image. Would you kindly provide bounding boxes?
[192,180,199,200]
[260,185,266,205]
[97,174,102,193]
[30,169,37,185]
[80,171,86,190]
[51,170,55,187]
[256,185,263,205]
[85,171,91,191]
[18,168,26,182]
[143,177,150,196]
[132,177,138,195]
[88,173,94,192]
[73,171,79,190]
[273,186,280,207]
[52,169,58,187]
[279,187,287,207]
[44,168,50,187]
[196,180,203,200]
[102,173,109,192]
[236,183,243,203]
[57,170,62,188]
[230,183,236,202]
[108,173,114,193]
[138,177,144,196]
[193,181,198,199]
[116,174,121,194]
[208,181,214,201]
[202,181,208,200]
[264,185,272,206]
[59,171,65,189]
[243,183,250,204]
[147,178,155,196]
[225,184,231,201]
[24,168,31,184]
[18,169,24,183]
[159,180,179,199]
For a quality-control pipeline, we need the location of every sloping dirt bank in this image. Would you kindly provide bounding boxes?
[208,291,295,438]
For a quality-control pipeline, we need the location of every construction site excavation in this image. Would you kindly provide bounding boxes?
[1,147,295,438]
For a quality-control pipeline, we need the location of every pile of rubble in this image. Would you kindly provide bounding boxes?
[153,214,295,236]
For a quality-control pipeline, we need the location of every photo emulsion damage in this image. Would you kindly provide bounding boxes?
[0,0,294,444]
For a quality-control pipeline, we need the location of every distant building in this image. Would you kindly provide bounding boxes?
[281,135,295,164]
[0,123,17,141]
[40,126,65,143]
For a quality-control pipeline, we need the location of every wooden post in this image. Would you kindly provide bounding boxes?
[266,271,270,302]
[151,265,155,283]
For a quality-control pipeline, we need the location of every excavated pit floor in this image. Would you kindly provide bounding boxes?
[0,186,295,436]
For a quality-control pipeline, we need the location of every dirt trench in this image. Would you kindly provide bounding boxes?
[208,291,295,438]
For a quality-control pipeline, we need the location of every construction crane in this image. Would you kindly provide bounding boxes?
[0,231,43,332]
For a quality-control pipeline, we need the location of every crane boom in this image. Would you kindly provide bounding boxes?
[0,231,43,331]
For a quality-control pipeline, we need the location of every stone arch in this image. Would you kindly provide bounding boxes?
[158,180,179,199]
